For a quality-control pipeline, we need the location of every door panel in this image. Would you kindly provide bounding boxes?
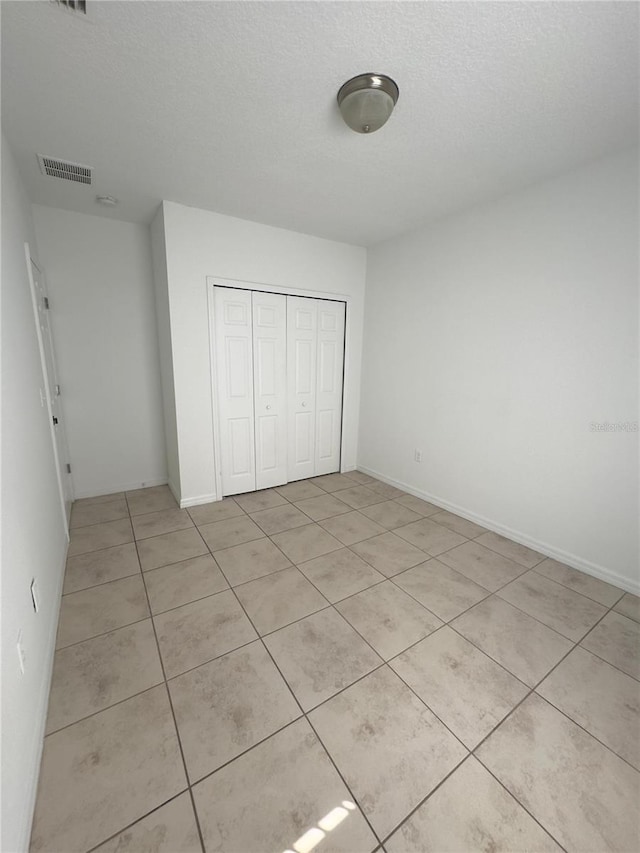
[214,288,256,496]
[294,410,315,465]
[294,339,314,394]
[317,409,334,461]
[257,415,278,470]
[252,291,287,489]
[318,339,337,393]
[315,300,345,475]
[255,339,276,397]
[295,308,315,330]
[229,418,253,476]
[226,337,252,397]
[287,296,317,481]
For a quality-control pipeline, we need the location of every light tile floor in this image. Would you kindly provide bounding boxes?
[31,474,640,853]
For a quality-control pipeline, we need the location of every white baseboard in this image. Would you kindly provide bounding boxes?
[357,465,640,596]
[179,492,218,509]
[73,477,168,500]
[20,538,68,852]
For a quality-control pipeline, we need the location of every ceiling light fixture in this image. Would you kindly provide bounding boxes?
[337,73,399,134]
[96,195,118,206]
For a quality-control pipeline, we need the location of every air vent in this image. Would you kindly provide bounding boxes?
[51,0,87,14]
[37,155,92,185]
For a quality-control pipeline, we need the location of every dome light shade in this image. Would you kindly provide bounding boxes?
[337,73,399,134]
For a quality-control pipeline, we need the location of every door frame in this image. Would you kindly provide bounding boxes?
[207,276,351,501]
[24,244,73,534]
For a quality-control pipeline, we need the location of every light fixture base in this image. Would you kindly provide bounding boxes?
[337,73,399,134]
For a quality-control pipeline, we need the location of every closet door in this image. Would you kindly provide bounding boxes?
[315,300,346,475]
[252,291,287,489]
[214,287,256,496]
[286,296,317,481]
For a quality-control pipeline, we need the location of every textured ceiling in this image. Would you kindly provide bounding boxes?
[2,1,638,245]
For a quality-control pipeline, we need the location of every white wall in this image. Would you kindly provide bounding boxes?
[32,206,167,497]
[360,149,639,592]
[153,201,367,505]
[150,204,180,497]
[1,137,69,852]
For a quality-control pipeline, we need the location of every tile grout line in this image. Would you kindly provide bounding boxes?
[132,515,208,853]
[198,520,563,847]
[56,480,637,852]
[570,630,640,681]
[89,589,634,851]
[379,635,588,852]
[467,589,638,770]
[69,511,130,530]
[250,514,639,845]
[66,536,136,559]
[380,550,627,659]
[57,617,556,853]
[132,521,196,541]
[525,596,640,769]
[383,565,640,689]
[83,790,191,853]
[468,760,570,853]
[201,533,386,850]
[255,532,394,658]
[159,635,262,683]
[185,716,305,786]
[72,499,213,530]
[381,742,568,853]
[79,484,635,601]
[61,515,638,681]
[69,485,480,590]
[48,633,270,737]
[45,680,165,738]
[530,691,640,775]
[62,566,143,597]
[528,564,627,608]
[59,506,639,679]
[49,559,639,743]
[54,612,151,652]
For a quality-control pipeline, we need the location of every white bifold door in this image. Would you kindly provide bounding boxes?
[252,291,288,489]
[287,296,346,481]
[214,287,288,494]
[214,286,345,496]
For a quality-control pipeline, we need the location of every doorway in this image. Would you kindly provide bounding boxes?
[26,248,73,527]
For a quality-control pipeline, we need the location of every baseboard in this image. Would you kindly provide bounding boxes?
[357,465,640,596]
[73,477,168,499]
[179,492,217,509]
[20,537,68,852]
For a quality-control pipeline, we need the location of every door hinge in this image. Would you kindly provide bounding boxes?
[52,416,58,425]
[43,296,50,309]
[66,463,72,474]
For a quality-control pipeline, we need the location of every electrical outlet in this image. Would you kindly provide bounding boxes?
[414,449,423,463]
[30,578,39,613]
[17,631,26,675]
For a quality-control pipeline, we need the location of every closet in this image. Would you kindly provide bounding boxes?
[213,286,346,497]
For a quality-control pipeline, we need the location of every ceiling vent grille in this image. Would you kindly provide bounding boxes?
[37,155,92,185]
[51,0,87,14]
